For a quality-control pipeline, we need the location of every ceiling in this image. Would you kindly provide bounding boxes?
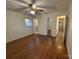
[6,0,71,15]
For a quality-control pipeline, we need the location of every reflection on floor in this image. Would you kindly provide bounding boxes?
[6,34,69,59]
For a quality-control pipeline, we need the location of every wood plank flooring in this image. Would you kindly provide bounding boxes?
[6,34,69,59]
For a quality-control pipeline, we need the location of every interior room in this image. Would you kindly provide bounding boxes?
[6,0,72,59]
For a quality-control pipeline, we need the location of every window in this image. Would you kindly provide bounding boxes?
[25,19,32,27]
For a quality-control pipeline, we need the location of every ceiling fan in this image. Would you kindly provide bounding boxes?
[8,0,56,14]
[25,3,44,14]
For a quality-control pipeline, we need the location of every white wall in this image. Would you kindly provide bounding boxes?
[36,11,67,37]
[66,4,72,59]
[6,10,33,43]
[33,19,38,34]
[56,16,66,34]
[47,18,53,30]
[37,13,57,36]
[38,15,48,35]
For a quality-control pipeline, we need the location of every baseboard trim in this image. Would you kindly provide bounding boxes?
[33,33,56,38]
[66,43,72,59]
[6,34,33,44]
[7,34,56,44]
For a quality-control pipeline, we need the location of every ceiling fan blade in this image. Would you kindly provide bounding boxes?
[35,8,44,12]
[6,7,27,12]
[16,0,29,4]
[31,0,37,4]
[36,11,44,15]
[21,8,31,13]
[8,0,29,7]
[37,5,57,9]
[17,7,30,12]
[35,9,49,14]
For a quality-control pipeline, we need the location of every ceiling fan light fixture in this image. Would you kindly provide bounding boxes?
[30,10,35,14]
[32,4,36,9]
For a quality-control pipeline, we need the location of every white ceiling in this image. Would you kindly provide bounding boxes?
[6,0,71,14]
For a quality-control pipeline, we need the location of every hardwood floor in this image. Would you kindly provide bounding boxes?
[6,34,69,59]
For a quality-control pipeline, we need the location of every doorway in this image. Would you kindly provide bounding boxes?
[56,16,66,41]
